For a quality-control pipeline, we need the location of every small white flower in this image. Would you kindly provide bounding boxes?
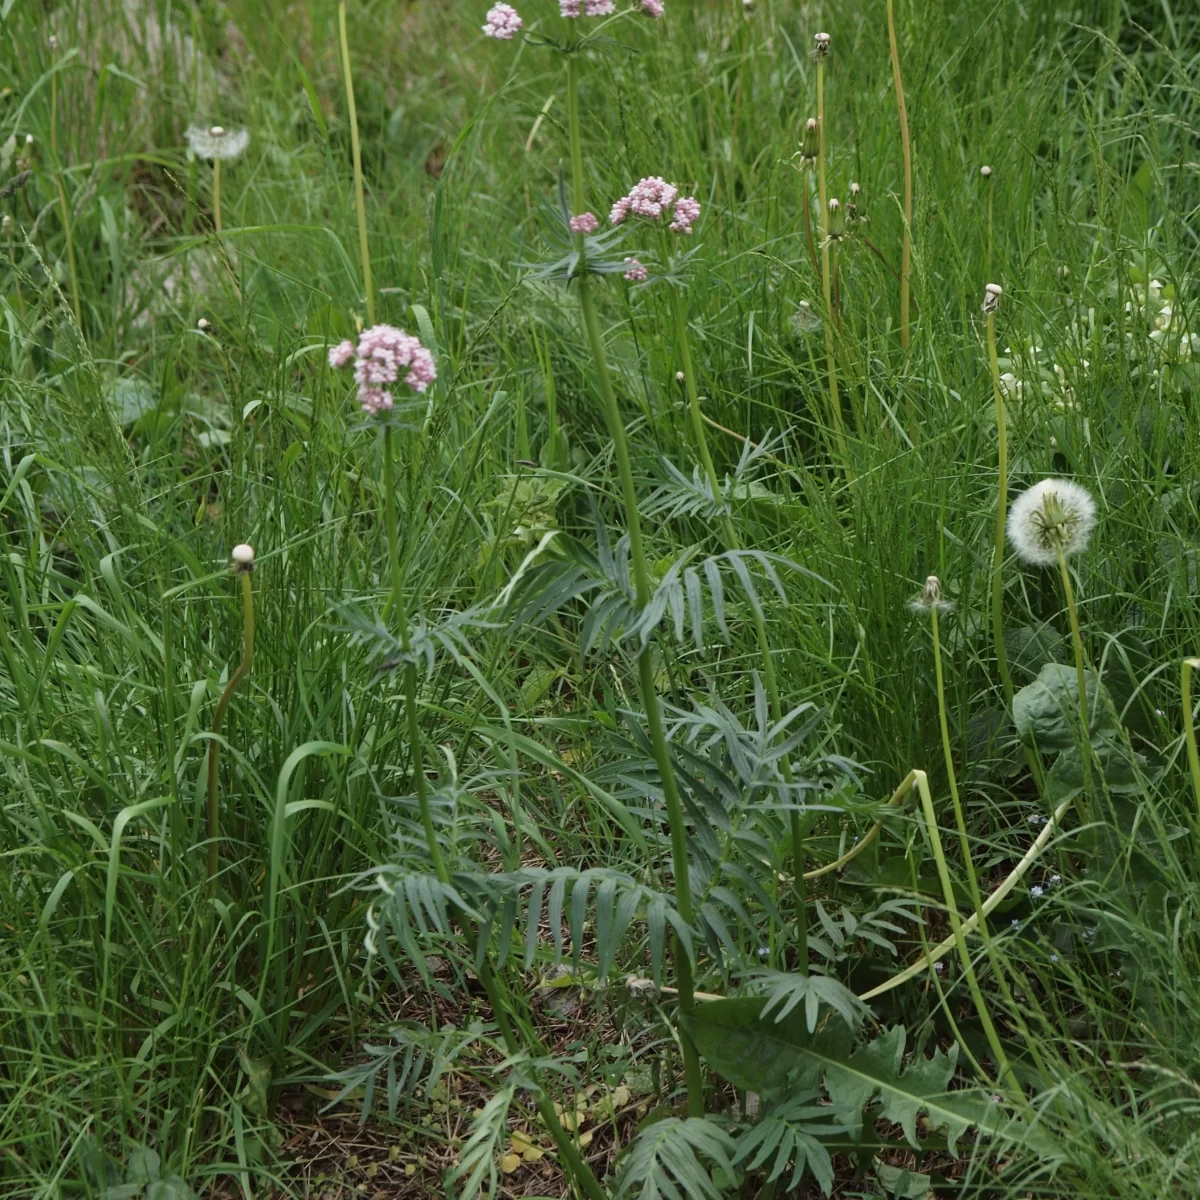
[1049,953,1059,963]
[1030,885,1044,898]
[186,125,251,161]
[1007,478,1096,566]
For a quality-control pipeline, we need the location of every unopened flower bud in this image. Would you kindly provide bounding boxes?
[827,197,845,242]
[797,117,819,167]
[1,215,10,232]
[675,371,685,385]
[231,543,255,571]
[813,31,831,57]
[197,317,210,330]
[24,134,34,146]
[980,164,993,179]
[982,282,1002,315]
[48,34,59,50]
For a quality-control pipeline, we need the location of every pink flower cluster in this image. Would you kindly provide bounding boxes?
[570,211,600,234]
[560,0,613,13]
[482,2,522,38]
[641,0,665,14]
[328,325,437,416]
[610,177,701,234]
[623,257,648,282]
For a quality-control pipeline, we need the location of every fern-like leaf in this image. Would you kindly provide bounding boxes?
[614,1117,737,1200]
[731,1090,843,1195]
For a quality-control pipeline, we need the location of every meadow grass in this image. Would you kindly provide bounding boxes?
[2,0,1200,1196]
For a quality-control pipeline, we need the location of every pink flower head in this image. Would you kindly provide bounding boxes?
[640,0,665,14]
[482,2,522,38]
[610,176,679,225]
[560,0,581,14]
[328,339,355,369]
[570,211,600,234]
[349,324,437,414]
[670,195,701,234]
[623,257,648,283]
[585,0,614,11]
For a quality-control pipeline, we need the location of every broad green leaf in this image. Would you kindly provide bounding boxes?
[1013,663,1116,751]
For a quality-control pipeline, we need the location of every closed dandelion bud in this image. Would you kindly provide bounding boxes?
[231,543,256,572]
[813,31,831,58]
[846,181,864,225]
[1,215,10,232]
[827,197,845,242]
[197,317,210,330]
[797,118,819,167]
[980,164,993,179]
[982,282,1002,315]
[48,34,59,50]
[1007,478,1096,566]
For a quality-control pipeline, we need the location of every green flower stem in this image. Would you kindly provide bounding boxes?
[886,0,912,353]
[986,175,994,279]
[568,59,701,1114]
[986,313,1012,706]
[1183,658,1200,834]
[212,158,222,236]
[1057,544,1093,821]
[339,1,375,324]
[912,770,1021,1099]
[206,568,255,881]
[816,59,849,469]
[801,168,818,276]
[669,284,807,968]
[381,424,447,883]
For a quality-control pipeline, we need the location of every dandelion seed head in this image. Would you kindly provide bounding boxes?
[186,125,250,160]
[197,317,210,331]
[1007,477,1096,566]
[908,574,954,614]
[569,211,599,234]
[231,543,255,570]
[623,257,648,283]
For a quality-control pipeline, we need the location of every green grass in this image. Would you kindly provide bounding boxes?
[2,0,1200,1196]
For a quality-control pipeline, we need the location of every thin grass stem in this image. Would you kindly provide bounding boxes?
[339,1,374,324]
[886,0,912,352]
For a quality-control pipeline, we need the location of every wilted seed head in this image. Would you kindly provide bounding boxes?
[185,125,250,161]
[908,574,954,614]
[980,164,993,179]
[982,282,1002,315]
[1007,478,1096,566]
[796,118,819,167]
[813,31,831,57]
[231,543,255,571]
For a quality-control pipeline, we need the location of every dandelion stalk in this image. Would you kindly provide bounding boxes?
[569,56,704,1116]
[1008,478,1098,820]
[984,288,1013,707]
[1182,658,1200,834]
[885,0,912,351]
[206,546,256,882]
[814,35,848,468]
[912,769,1021,1096]
[981,165,994,278]
[339,1,375,323]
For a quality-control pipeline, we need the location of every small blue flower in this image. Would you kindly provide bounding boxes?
[1031,885,1044,898]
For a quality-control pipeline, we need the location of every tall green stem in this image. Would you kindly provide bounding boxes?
[569,60,702,1114]
[206,568,254,881]
[1183,658,1200,834]
[1057,546,1093,820]
[212,158,221,236]
[339,1,374,324]
[816,60,848,467]
[912,770,1020,1098]
[382,425,446,881]
[986,312,1012,706]
[886,0,912,353]
[670,287,807,967]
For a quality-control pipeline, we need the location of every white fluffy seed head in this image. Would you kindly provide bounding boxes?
[231,543,255,569]
[185,125,250,161]
[980,164,993,178]
[1007,478,1096,566]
